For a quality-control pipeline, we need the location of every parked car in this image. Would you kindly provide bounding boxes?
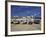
[11,19,20,24]
[28,21,33,24]
[34,19,40,24]
[34,16,41,24]
[13,21,20,24]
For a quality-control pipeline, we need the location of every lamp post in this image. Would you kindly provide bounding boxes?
[32,15,34,25]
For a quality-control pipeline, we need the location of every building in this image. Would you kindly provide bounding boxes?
[11,16,41,24]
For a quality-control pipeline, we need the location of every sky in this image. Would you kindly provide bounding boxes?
[11,5,41,16]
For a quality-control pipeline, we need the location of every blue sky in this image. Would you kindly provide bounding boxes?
[11,5,41,16]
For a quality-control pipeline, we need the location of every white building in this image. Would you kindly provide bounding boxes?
[11,16,34,24]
